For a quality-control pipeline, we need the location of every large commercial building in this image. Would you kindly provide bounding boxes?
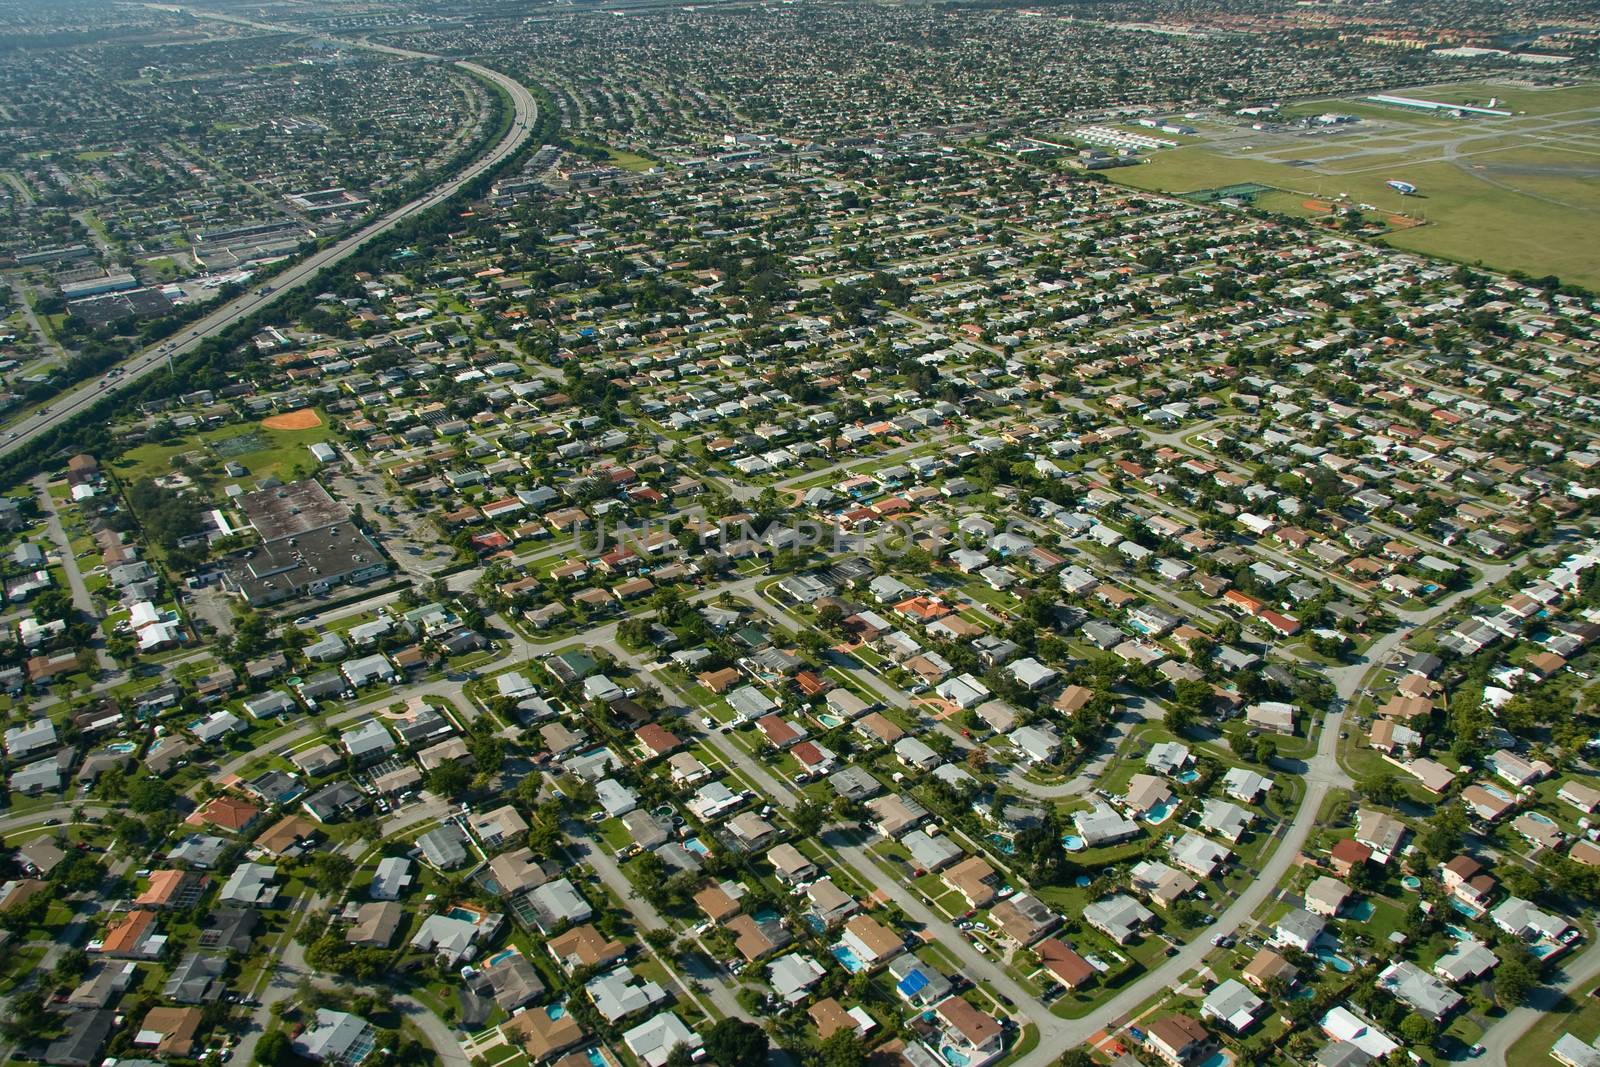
[222,480,389,606]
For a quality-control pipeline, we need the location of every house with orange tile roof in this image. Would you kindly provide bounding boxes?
[134,869,209,910]
[893,596,951,624]
[95,909,164,959]
[185,795,261,834]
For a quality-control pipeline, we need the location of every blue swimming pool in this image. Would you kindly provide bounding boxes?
[486,948,519,966]
[1345,900,1375,921]
[1176,770,1201,784]
[753,907,781,925]
[683,837,709,855]
[817,713,845,729]
[988,833,1017,855]
[831,944,867,973]
[1315,948,1354,973]
[939,1048,970,1067]
[1062,835,1086,852]
[586,1049,606,1067]
[1400,875,1422,892]
[447,906,480,922]
[1143,800,1176,825]
[546,1003,567,1020]
[1075,875,1092,888]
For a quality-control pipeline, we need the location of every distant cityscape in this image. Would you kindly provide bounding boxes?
[0,3,1598,1067]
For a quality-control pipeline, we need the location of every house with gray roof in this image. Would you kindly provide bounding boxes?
[417,824,471,869]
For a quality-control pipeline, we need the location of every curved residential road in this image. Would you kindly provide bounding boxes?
[1477,939,1600,1066]
[0,19,537,459]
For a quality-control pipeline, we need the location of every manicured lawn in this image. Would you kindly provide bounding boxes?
[112,412,339,482]
[1509,973,1600,1065]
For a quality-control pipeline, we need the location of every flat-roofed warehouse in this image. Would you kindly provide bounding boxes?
[223,480,389,606]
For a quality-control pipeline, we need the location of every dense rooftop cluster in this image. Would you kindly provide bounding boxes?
[0,4,1599,1067]
[396,5,1491,149]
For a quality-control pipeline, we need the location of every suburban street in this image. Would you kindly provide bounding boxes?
[0,23,538,461]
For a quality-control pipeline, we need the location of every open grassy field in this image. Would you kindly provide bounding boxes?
[569,136,657,172]
[113,412,338,482]
[1103,79,1600,288]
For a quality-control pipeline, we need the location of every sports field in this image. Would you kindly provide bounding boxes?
[1102,80,1600,288]
[114,412,337,482]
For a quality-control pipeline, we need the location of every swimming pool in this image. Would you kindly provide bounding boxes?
[546,1003,567,1020]
[447,906,482,923]
[830,944,867,973]
[1444,923,1474,942]
[1176,770,1201,784]
[1143,800,1176,825]
[105,741,138,754]
[817,713,845,729]
[1345,899,1375,921]
[1315,948,1354,973]
[1448,898,1482,920]
[586,1049,607,1067]
[939,1047,971,1067]
[485,948,520,966]
[1061,835,1086,852]
[1075,875,1092,888]
[988,833,1017,855]
[753,907,781,925]
[1400,875,1422,892]
[683,837,710,855]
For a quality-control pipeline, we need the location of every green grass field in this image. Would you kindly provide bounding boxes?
[1507,974,1600,1065]
[569,137,657,173]
[114,414,338,482]
[1105,79,1600,288]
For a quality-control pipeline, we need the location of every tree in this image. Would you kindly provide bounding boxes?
[426,760,472,799]
[790,800,826,837]
[703,1018,768,1067]
[309,852,355,896]
[1494,944,1539,1007]
[0,989,52,1042]
[1399,1013,1434,1046]
[819,1028,867,1067]
[253,1029,296,1066]
[1164,701,1198,735]
[127,776,175,813]
[1361,772,1403,809]
[1418,805,1467,865]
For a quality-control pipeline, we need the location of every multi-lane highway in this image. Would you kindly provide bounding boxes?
[0,26,537,461]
